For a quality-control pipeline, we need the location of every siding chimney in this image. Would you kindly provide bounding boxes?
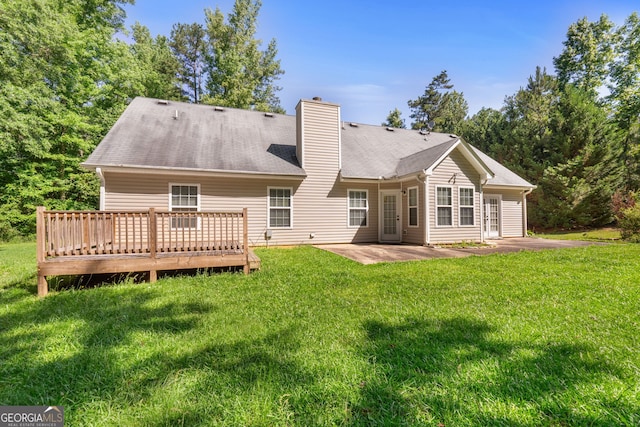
[295,98,341,171]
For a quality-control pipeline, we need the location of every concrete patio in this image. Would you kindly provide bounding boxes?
[315,237,607,265]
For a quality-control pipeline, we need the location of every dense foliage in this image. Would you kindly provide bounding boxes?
[431,13,640,232]
[0,0,283,240]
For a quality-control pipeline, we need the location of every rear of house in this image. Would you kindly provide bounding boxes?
[83,97,534,246]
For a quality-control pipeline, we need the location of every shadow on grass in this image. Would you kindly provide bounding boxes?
[46,267,247,294]
[352,317,632,425]
[0,286,316,425]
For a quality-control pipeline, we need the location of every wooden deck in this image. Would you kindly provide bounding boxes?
[36,207,259,297]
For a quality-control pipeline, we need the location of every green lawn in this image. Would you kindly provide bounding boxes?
[1,242,638,426]
[536,228,622,242]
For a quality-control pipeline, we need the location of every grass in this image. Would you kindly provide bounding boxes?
[1,242,639,426]
[536,227,622,242]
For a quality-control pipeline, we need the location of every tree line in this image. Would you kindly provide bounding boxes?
[0,0,283,240]
[385,13,640,233]
[1,1,638,239]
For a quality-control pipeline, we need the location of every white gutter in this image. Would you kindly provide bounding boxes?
[96,167,106,210]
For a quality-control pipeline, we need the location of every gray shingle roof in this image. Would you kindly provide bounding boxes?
[84,97,534,189]
[83,97,304,176]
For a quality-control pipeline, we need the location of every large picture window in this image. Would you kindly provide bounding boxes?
[408,187,418,227]
[269,187,292,228]
[348,190,368,227]
[436,186,452,226]
[170,184,199,228]
[459,187,475,226]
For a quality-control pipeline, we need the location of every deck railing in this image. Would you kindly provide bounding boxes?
[36,207,250,296]
[37,207,248,258]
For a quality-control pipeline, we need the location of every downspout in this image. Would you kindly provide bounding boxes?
[377,181,381,242]
[522,188,533,237]
[479,176,488,242]
[418,173,430,246]
[96,167,106,210]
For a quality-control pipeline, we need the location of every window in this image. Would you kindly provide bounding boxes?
[408,187,418,227]
[459,187,475,226]
[436,186,452,226]
[348,190,368,227]
[170,184,199,228]
[269,187,292,228]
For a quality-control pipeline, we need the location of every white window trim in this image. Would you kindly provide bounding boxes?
[458,186,476,227]
[435,185,453,227]
[169,183,201,230]
[267,186,293,229]
[407,186,419,228]
[347,189,369,228]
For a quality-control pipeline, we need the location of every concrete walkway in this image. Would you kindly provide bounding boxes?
[315,237,606,265]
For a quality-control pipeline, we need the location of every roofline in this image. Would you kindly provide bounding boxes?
[483,184,537,191]
[424,138,494,181]
[81,163,307,180]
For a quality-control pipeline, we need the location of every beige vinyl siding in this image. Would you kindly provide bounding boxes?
[428,150,482,243]
[280,99,378,244]
[402,179,425,245]
[496,188,526,237]
[103,100,381,246]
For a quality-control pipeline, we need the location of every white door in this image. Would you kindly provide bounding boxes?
[380,191,402,242]
[484,195,500,239]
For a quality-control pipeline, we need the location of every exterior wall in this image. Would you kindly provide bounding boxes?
[401,178,426,245]
[103,171,379,246]
[428,149,483,243]
[494,188,526,237]
[103,100,381,246]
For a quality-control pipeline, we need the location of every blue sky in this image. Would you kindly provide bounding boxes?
[124,0,639,125]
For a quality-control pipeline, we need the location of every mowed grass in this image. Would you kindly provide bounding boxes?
[537,227,622,242]
[1,242,638,426]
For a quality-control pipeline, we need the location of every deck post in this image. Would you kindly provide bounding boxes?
[243,208,249,274]
[36,206,48,297]
[149,208,157,282]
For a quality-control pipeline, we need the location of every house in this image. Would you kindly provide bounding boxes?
[82,96,535,247]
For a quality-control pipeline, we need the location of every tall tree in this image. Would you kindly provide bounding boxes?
[407,70,468,133]
[170,22,207,103]
[553,14,616,97]
[501,67,558,181]
[0,0,135,239]
[203,0,284,112]
[458,108,505,155]
[608,12,640,189]
[382,108,406,128]
[131,22,182,101]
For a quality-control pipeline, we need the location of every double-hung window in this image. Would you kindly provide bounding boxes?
[436,186,453,226]
[408,187,418,227]
[170,184,199,228]
[269,187,292,228]
[348,190,368,227]
[459,187,475,226]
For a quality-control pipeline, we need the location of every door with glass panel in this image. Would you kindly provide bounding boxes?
[380,191,402,242]
[483,195,500,238]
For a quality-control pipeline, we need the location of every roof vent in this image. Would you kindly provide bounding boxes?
[214,106,225,112]
[449,134,458,138]
[174,110,179,120]
[312,96,322,101]
[157,100,169,105]
[349,122,359,128]
[386,127,395,132]
[264,112,274,118]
